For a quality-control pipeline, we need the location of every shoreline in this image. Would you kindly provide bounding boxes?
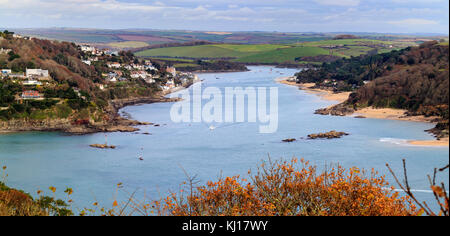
[0,85,188,135]
[276,77,351,103]
[276,76,449,147]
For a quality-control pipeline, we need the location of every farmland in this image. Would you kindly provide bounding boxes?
[134,38,416,65]
[9,28,446,66]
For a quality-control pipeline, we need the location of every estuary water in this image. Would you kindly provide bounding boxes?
[0,66,448,212]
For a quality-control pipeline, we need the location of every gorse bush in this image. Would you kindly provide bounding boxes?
[154,159,416,216]
[0,166,73,216]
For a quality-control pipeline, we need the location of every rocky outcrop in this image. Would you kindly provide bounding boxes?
[0,95,179,135]
[314,104,355,116]
[90,144,116,149]
[308,131,349,139]
[282,138,297,143]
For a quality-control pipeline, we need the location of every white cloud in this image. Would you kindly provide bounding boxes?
[314,0,360,7]
[0,0,447,33]
[388,18,439,26]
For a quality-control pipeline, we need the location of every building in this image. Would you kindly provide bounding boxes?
[1,69,12,75]
[26,69,49,78]
[23,80,42,86]
[144,78,156,84]
[0,48,12,54]
[106,72,118,83]
[80,45,96,53]
[82,60,91,65]
[21,90,42,99]
[107,62,121,69]
[166,66,177,77]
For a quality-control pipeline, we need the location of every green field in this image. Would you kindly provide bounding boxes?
[135,44,331,64]
[109,41,150,49]
[235,46,330,63]
[135,44,289,59]
[134,38,419,64]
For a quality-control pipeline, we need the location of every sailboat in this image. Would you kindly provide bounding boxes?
[139,147,144,161]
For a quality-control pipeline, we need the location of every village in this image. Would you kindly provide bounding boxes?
[0,33,199,103]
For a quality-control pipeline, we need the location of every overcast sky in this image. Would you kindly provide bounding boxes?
[0,0,448,34]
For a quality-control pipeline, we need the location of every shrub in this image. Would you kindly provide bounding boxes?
[155,159,416,216]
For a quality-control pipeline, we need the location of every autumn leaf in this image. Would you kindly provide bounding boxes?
[431,186,446,198]
[49,186,56,193]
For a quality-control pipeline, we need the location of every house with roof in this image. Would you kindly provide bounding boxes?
[23,80,42,86]
[1,69,12,75]
[106,72,118,83]
[21,90,42,99]
[26,69,49,78]
[107,62,121,69]
[166,66,177,77]
[0,48,12,54]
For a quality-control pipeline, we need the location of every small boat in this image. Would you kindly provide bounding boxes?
[209,125,216,131]
[139,147,144,160]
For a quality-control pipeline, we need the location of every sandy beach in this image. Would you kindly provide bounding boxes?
[277,77,351,103]
[407,138,449,147]
[352,107,440,123]
[277,76,449,147]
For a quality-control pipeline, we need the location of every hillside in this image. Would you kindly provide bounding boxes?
[298,41,449,138]
[0,32,188,134]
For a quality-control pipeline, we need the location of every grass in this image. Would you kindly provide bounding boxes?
[135,38,416,64]
[135,44,289,59]
[108,41,150,49]
[234,46,331,64]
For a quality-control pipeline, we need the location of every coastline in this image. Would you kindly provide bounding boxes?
[0,86,187,135]
[276,76,449,147]
[276,77,350,103]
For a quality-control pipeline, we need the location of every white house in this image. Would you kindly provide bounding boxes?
[26,69,49,78]
[107,62,121,69]
[145,78,156,84]
[23,80,42,86]
[80,45,96,53]
[0,48,12,54]
[82,60,91,65]
[1,69,12,75]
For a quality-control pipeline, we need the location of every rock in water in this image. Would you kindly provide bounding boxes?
[90,144,116,149]
[307,131,349,140]
[282,138,297,143]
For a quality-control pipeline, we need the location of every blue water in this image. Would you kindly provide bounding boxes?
[0,66,448,213]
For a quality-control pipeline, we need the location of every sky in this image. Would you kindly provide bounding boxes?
[0,0,449,34]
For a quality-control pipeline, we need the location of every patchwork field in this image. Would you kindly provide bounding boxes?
[135,37,423,65]
[135,44,291,60]
[108,41,150,49]
[11,28,445,66]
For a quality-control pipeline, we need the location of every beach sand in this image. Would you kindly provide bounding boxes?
[276,76,449,147]
[352,107,440,123]
[277,77,351,103]
[408,138,449,147]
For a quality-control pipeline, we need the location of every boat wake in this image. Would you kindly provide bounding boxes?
[379,138,410,146]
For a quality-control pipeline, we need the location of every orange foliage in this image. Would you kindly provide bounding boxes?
[155,159,416,216]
